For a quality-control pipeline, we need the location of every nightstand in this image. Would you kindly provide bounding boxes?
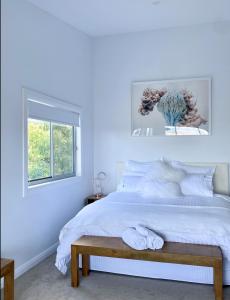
[86,194,106,205]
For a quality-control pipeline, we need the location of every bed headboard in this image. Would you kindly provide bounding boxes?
[116,161,229,195]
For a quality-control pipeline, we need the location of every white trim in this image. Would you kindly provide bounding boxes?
[76,126,82,176]
[1,242,58,288]
[22,88,28,197]
[132,76,212,86]
[23,88,82,114]
[27,175,81,195]
[15,242,58,279]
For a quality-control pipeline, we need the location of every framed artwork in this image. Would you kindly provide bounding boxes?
[131,77,211,136]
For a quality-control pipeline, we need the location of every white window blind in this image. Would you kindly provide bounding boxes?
[28,99,80,126]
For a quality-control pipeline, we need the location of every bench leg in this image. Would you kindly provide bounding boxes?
[4,262,14,300]
[71,246,79,287]
[214,260,223,300]
[82,254,90,277]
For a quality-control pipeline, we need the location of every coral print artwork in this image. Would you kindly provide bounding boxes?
[132,78,211,136]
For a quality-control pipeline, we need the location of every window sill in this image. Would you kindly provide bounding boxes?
[24,175,81,197]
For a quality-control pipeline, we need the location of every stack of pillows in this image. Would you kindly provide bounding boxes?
[117,159,215,198]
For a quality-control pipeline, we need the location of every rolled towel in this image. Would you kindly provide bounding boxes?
[122,227,148,250]
[135,225,164,250]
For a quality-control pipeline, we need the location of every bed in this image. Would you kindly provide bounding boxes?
[55,162,230,285]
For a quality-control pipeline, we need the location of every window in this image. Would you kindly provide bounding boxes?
[28,119,75,185]
[23,89,81,190]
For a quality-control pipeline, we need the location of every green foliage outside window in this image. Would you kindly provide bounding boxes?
[28,119,74,182]
[28,119,51,181]
[53,123,73,176]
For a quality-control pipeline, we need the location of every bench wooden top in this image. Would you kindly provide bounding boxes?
[0,258,14,277]
[72,236,222,263]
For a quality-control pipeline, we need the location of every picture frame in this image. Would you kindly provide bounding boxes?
[131,77,211,136]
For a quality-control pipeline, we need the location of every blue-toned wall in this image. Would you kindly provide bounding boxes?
[93,23,230,192]
[1,0,93,274]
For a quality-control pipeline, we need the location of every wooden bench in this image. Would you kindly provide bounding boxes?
[71,236,223,300]
[1,258,14,300]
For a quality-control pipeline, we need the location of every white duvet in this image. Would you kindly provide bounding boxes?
[55,192,230,279]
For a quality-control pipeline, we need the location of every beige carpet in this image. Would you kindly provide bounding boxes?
[11,255,230,300]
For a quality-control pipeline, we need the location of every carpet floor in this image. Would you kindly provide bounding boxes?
[10,255,230,300]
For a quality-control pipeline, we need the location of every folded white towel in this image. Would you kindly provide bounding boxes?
[135,225,164,250]
[122,225,164,251]
[122,228,148,250]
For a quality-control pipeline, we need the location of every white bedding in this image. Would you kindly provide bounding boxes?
[55,192,230,284]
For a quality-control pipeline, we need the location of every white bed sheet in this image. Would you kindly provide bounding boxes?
[55,192,230,284]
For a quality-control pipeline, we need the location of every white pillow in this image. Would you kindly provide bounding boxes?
[141,180,182,198]
[180,174,213,197]
[125,160,155,173]
[166,159,215,177]
[123,171,146,177]
[144,160,185,183]
[117,175,142,192]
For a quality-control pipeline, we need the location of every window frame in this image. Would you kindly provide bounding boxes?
[23,88,82,196]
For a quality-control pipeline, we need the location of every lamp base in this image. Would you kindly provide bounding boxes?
[95,193,103,199]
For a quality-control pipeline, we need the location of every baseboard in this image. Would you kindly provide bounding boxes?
[1,242,58,288]
[15,242,58,278]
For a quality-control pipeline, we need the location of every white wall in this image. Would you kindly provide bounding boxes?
[93,22,230,192]
[1,0,93,271]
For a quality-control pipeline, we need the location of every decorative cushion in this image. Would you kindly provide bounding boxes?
[144,160,186,183]
[117,175,142,192]
[180,174,213,197]
[141,179,182,198]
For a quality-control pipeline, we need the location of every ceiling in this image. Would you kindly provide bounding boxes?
[28,0,230,36]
